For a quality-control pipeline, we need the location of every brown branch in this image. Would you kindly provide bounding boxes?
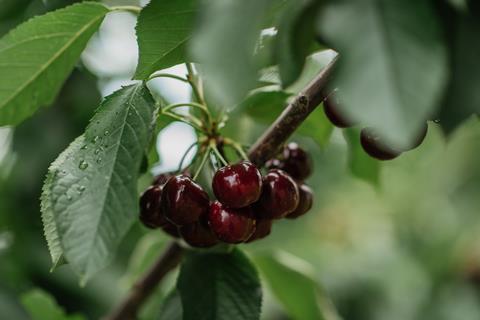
[104,57,337,320]
[248,56,337,167]
[103,242,184,320]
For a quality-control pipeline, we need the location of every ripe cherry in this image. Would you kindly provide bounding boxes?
[256,169,300,219]
[139,185,164,229]
[281,143,313,181]
[162,175,210,226]
[212,160,262,208]
[323,93,356,128]
[160,221,180,238]
[208,201,256,243]
[139,185,179,237]
[286,184,313,219]
[360,127,402,160]
[247,219,273,242]
[179,218,218,248]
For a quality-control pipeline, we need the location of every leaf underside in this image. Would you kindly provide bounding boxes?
[319,0,447,147]
[134,0,197,79]
[41,83,157,281]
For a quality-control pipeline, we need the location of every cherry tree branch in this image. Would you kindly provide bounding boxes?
[103,242,183,320]
[104,57,337,320]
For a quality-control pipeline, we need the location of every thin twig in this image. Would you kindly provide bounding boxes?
[104,57,337,320]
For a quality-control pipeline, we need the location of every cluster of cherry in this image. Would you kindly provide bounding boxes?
[323,93,428,160]
[139,143,313,247]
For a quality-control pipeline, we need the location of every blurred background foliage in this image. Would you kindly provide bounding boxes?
[0,0,479,319]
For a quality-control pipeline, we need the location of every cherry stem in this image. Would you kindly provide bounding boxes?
[210,141,228,166]
[163,102,212,127]
[186,63,206,106]
[177,142,199,173]
[162,111,205,133]
[104,56,338,320]
[147,73,189,83]
[224,138,249,160]
[192,146,211,180]
[109,5,142,14]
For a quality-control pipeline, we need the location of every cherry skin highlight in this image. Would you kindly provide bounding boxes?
[286,184,313,219]
[281,143,313,181]
[162,175,210,226]
[256,169,300,219]
[208,201,256,243]
[212,160,262,208]
[139,185,165,229]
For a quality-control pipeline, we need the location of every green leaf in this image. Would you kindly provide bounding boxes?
[319,0,448,148]
[239,90,333,148]
[134,0,197,79]
[157,289,182,320]
[21,288,86,320]
[40,156,66,269]
[298,106,333,148]
[41,83,157,281]
[0,2,109,126]
[177,249,262,320]
[254,251,339,320]
[276,0,321,87]
[438,13,480,133]
[190,0,272,107]
[343,128,380,186]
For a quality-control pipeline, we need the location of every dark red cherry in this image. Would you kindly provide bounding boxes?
[247,219,273,242]
[208,201,256,243]
[162,175,210,226]
[281,143,313,181]
[360,128,401,160]
[287,184,313,219]
[212,160,262,208]
[179,218,218,248]
[256,169,300,219]
[139,185,164,229]
[160,221,180,238]
[323,93,356,128]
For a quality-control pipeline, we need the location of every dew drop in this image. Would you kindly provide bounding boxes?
[81,144,88,150]
[77,185,86,193]
[66,194,73,201]
[93,136,100,143]
[94,148,102,155]
[104,130,110,136]
[96,158,102,164]
[79,160,88,170]
[60,170,67,176]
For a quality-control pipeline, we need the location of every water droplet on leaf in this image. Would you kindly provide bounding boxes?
[79,160,88,170]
